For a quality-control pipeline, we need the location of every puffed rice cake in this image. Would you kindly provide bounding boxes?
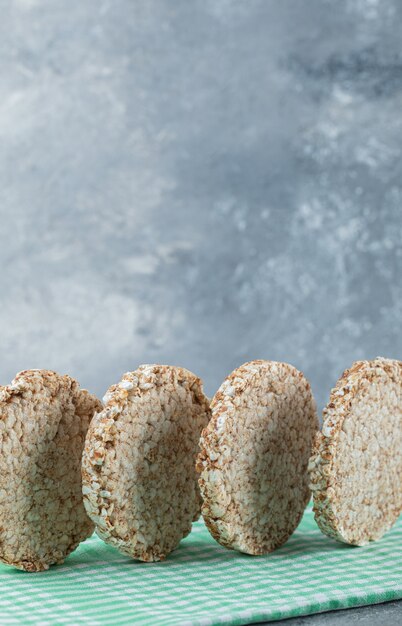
[197,360,319,555]
[309,357,402,546]
[0,369,101,571]
[82,364,211,562]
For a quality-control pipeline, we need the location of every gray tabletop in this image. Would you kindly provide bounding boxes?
[261,600,402,625]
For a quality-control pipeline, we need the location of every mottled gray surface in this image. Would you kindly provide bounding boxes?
[1,0,402,623]
[1,0,401,411]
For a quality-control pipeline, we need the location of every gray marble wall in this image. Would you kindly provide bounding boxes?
[1,0,401,411]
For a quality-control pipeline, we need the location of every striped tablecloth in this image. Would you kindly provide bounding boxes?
[1,506,401,625]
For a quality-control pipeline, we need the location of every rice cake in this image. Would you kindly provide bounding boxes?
[82,364,211,562]
[0,369,101,571]
[197,360,319,554]
[309,357,402,545]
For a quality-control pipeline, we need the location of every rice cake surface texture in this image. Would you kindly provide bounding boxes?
[82,364,211,562]
[309,357,402,546]
[0,369,101,572]
[197,360,319,555]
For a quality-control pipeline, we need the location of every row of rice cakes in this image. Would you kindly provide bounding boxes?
[0,357,400,571]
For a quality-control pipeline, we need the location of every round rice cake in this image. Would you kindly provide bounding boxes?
[196,360,319,555]
[0,369,101,571]
[82,364,211,562]
[309,357,402,546]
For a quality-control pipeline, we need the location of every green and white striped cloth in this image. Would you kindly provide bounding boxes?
[1,506,401,625]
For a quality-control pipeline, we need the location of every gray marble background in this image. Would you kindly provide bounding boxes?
[1,0,401,411]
